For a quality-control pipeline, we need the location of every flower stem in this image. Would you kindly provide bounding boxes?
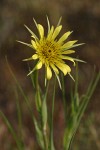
[42,126,48,150]
[50,76,56,150]
[42,81,49,150]
[61,74,67,125]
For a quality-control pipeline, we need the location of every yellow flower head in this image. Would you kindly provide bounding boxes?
[18,17,84,82]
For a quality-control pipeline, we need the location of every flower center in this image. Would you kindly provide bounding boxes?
[38,39,60,64]
[48,49,51,53]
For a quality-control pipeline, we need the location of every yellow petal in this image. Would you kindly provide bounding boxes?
[32,54,38,59]
[37,24,44,38]
[36,61,42,69]
[46,66,52,80]
[61,40,77,49]
[58,31,72,43]
[50,63,59,74]
[60,56,75,66]
[31,40,37,49]
[61,50,75,54]
[47,26,54,39]
[56,62,71,75]
[52,25,62,40]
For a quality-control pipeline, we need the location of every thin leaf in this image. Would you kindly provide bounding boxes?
[68,73,75,82]
[5,57,35,123]
[15,88,25,148]
[73,58,86,63]
[68,43,85,49]
[34,118,44,149]
[67,71,100,150]
[27,67,37,76]
[46,15,50,34]
[42,96,48,130]
[33,18,38,29]
[78,71,100,121]
[0,111,22,150]
[24,24,38,40]
[16,40,33,48]
[57,16,62,26]
[63,70,100,150]
[54,71,62,89]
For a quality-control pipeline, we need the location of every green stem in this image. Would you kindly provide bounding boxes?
[61,74,67,125]
[42,81,49,150]
[64,130,75,150]
[42,127,48,150]
[50,76,56,150]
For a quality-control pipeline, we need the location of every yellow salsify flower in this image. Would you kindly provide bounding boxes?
[18,17,84,85]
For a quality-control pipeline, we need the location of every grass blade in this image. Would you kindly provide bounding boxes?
[0,111,22,150]
[5,57,35,121]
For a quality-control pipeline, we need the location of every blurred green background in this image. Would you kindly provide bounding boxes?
[0,0,100,149]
